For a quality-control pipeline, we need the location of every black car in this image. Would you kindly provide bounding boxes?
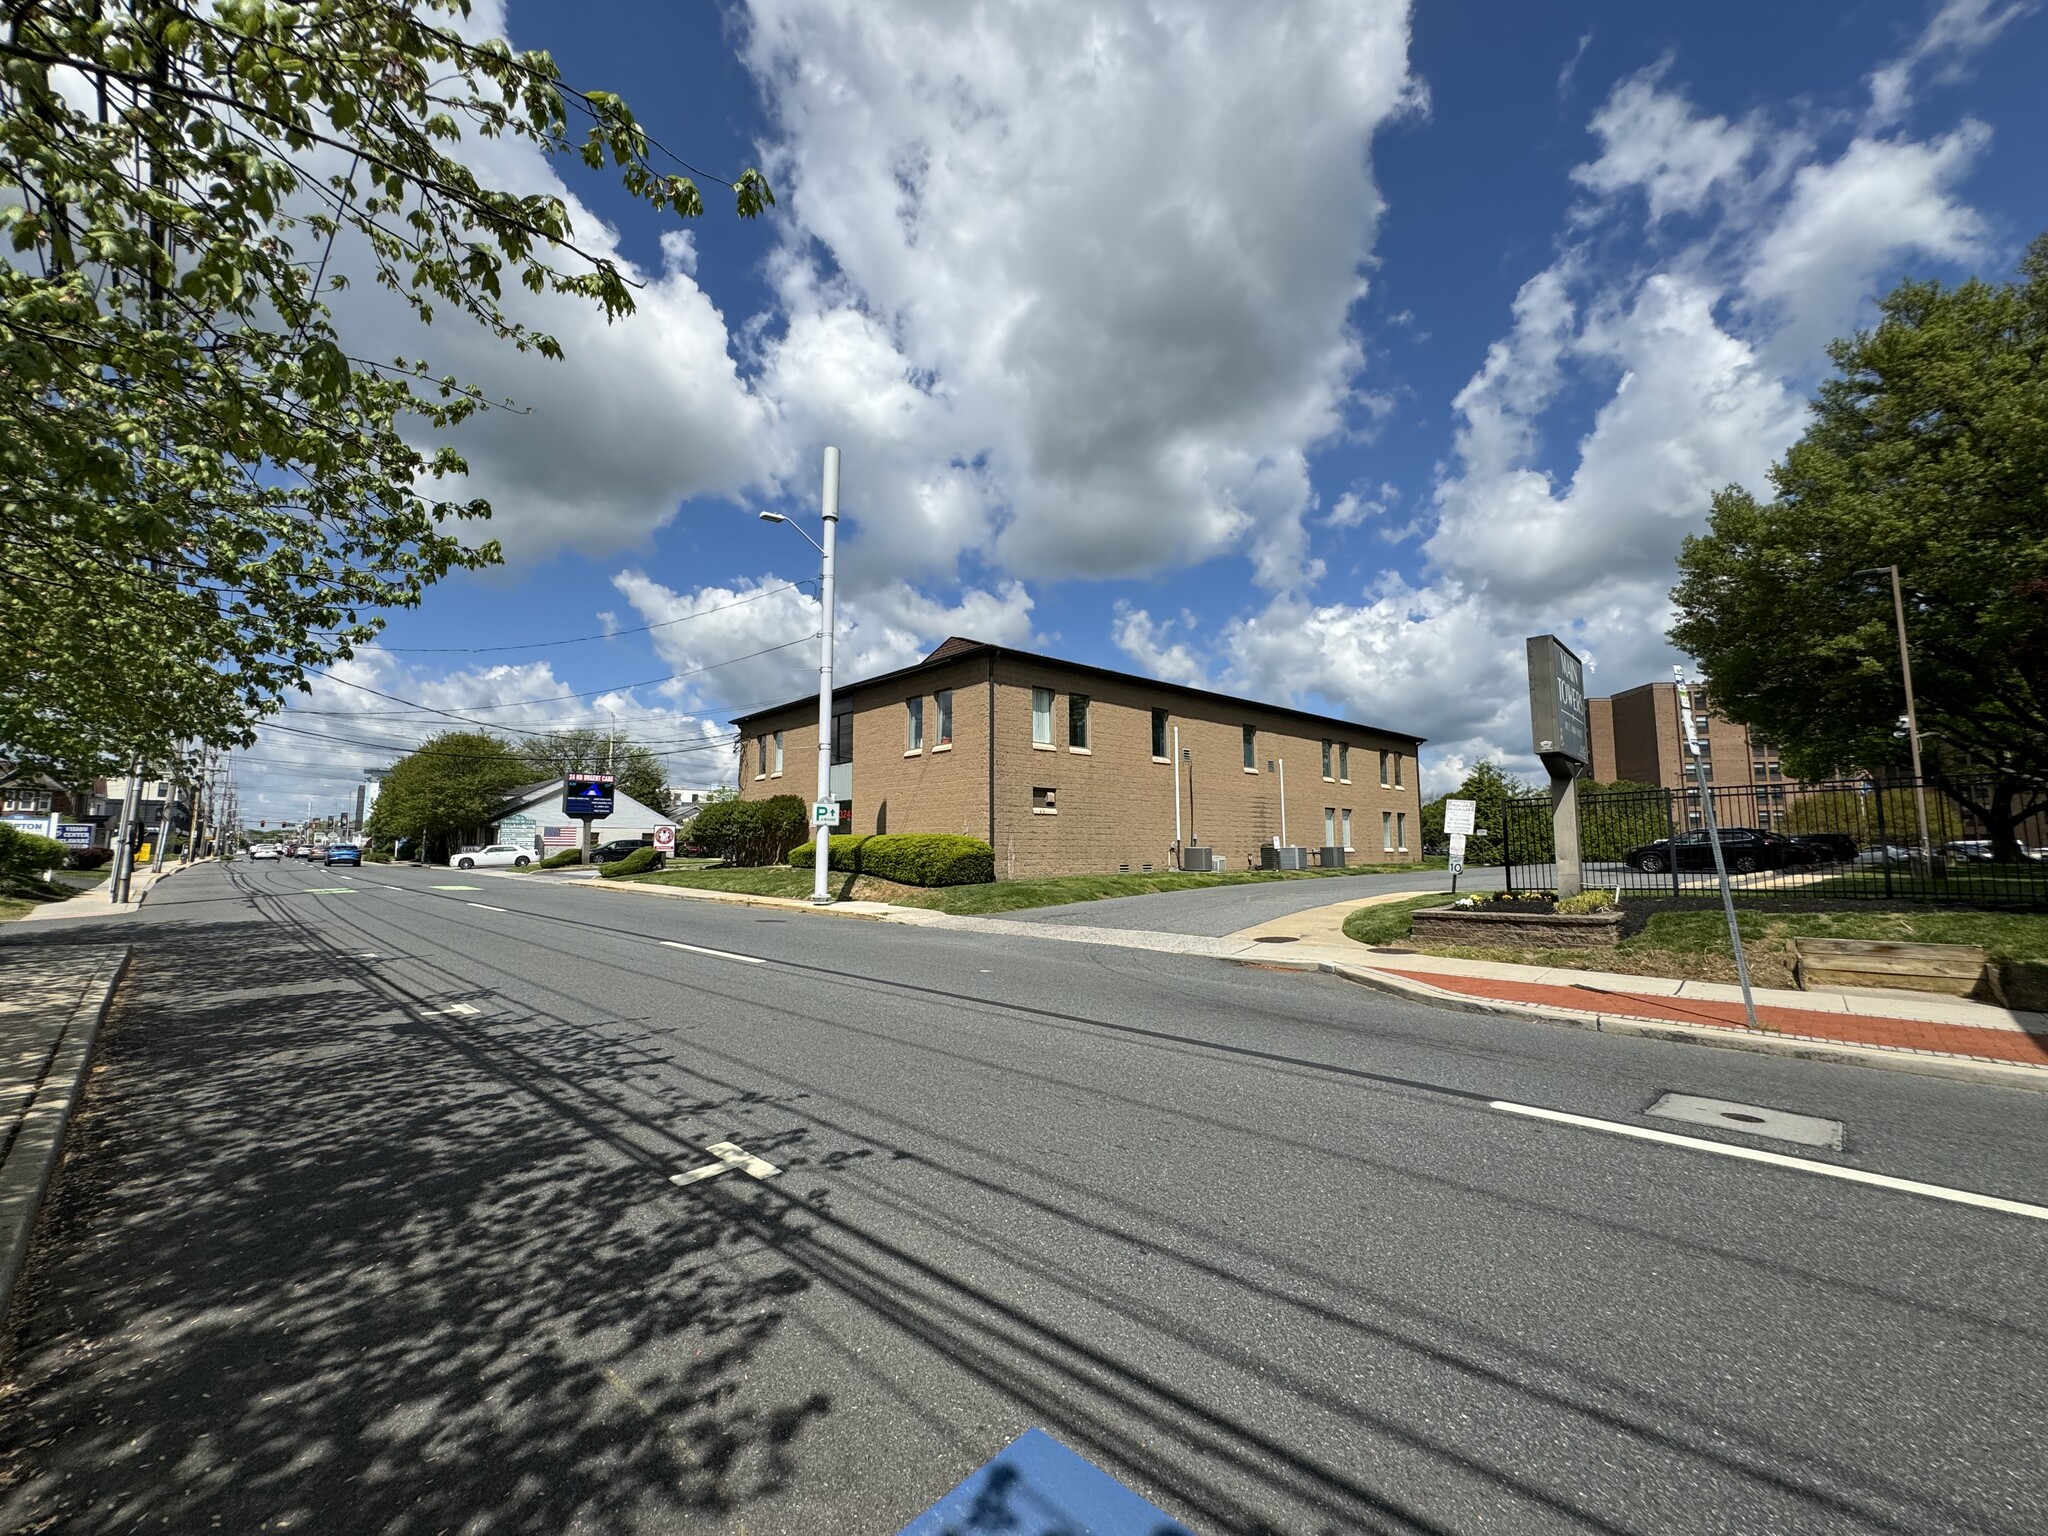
[591,838,662,866]
[1623,827,1799,875]
[1788,832,1858,865]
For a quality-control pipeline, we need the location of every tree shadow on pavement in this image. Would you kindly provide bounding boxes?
[0,912,828,1536]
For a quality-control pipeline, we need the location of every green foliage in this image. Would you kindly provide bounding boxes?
[856,834,995,887]
[0,2,771,768]
[362,850,392,864]
[688,795,809,866]
[1671,235,2048,857]
[1418,761,1529,865]
[361,731,531,860]
[519,730,672,815]
[66,846,115,870]
[0,824,68,877]
[1556,889,1617,914]
[1780,785,1968,845]
[537,846,585,869]
[788,834,872,871]
[598,845,661,878]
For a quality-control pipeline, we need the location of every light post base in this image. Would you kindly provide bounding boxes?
[808,894,834,906]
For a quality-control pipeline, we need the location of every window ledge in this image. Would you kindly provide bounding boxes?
[1151,756,1170,764]
[770,772,782,779]
[1032,741,1056,751]
[1032,807,1057,815]
[1068,745,1092,755]
[904,749,923,758]
[933,743,953,753]
[1339,778,1350,785]
[1243,767,1260,775]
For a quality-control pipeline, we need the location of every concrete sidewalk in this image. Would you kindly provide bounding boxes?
[582,876,2048,1088]
[16,859,202,923]
[0,945,129,1331]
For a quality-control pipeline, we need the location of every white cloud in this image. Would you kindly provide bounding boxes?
[1111,604,1211,688]
[1867,0,2033,126]
[739,0,1418,591]
[1570,65,1762,223]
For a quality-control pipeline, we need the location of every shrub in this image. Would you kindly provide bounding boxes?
[599,846,663,879]
[789,834,871,871]
[1556,889,1617,914]
[690,795,811,866]
[362,850,393,864]
[857,833,994,887]
[538,847,585,869]
[0,824,69,878]
[66,847,115,870]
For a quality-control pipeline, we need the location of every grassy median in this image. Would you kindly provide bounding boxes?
[623,859,1443,917]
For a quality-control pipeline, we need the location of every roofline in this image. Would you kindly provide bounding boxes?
[729,641,1426,746]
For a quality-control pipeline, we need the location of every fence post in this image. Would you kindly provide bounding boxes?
[1874,784,1893,899]
[1503,800,1516,895]
[1664,787,1680,896]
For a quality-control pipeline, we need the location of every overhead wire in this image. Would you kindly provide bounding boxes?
[312,581,811,654]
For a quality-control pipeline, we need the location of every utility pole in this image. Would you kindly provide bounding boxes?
[108,761,144,903]
[1855,565,1934,868]
[758,446,840,905]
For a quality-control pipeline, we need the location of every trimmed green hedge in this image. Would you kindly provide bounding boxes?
[789,832,993,887]
[788,833,871,871]
[599,846,663,879]
[538,847,585,869]
[690,795,809,866]
[0,824,68,878]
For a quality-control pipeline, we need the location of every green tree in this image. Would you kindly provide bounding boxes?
[519,729,671,815]
[363,730,529,861]
[1671,236,2048,860]
[1418,761,1529,867]
[0,1,769,770]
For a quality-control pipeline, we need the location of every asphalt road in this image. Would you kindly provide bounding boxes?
[1005,865,1504,935]
[0,860,2043,1535]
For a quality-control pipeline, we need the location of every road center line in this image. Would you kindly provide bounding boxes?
[1490,1100,2048,1221]
[658,939,766,965]
[466,902,508,913]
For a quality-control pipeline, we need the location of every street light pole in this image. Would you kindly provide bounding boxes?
[1857,565,1933,865]
[758,446,841,904]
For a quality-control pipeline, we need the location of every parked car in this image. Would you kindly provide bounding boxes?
[591,837,661,865]
[1945,839,1995,863]
[1787,833,1858,865]
[250,844,282,861]
[1852,843,1914,866]
[449,843,533,870]
[324,844,363,867]
[1622,827,1799,875]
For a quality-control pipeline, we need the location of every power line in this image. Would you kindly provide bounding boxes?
[317,582,810,655]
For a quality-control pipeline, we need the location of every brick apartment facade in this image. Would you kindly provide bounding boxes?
[732,638,1426,879]
[1587,682,1797,830]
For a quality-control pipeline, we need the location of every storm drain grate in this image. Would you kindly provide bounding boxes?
[1647,1093,1844,1149]
[1253,936,1299,944]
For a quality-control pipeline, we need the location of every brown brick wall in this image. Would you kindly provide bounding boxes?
[740,653,1423,879]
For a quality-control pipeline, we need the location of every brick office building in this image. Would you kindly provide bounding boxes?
[1587,681,1797,829]
[731,638,1426,879]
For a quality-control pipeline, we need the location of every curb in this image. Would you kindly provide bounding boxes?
[572,877,917,922]
[0,946,131,1339]
[1269,956,2048,1095]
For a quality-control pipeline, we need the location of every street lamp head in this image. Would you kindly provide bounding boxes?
[757,511,787,523]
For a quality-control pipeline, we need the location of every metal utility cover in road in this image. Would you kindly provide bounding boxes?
[1648,1093,1844,1149]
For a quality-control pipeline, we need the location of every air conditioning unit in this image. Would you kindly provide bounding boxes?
[1260,845,1311,871]
[1181,846,1220,873]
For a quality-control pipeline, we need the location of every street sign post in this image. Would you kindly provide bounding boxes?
[1526,635,1590,896]
[1677,669,1759,1029]
[1443,798,1476,893]
[652,824,676,854]
[812,800,836,827]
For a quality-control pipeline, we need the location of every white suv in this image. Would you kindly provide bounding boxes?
[450,844,533,869]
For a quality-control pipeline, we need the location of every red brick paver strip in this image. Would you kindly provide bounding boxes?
[1380,967,2048,1069]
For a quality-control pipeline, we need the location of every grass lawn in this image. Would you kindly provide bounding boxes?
[626,859,1445,917]
[1344,896,2048,989]
[0,873,82,922]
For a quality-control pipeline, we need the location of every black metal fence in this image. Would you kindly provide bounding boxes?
[1501,776,2048,908]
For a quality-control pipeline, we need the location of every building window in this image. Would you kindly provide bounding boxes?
[755,736,767,778]
[936,690,954,748]
[1068,693,1091,751]
[1342,809,1353,850]
[1393,755,1404,789]
[1032,687,1054,747]
[3,790,51,813]
[906,696,924,753]
[1397,812,1408,851]
[772,731,784,775]
[1242,725,1256,771]
[1151,708,1169,760]
[1321,740,1333,780]
[1324,807,1336,845]
[1753,760,1768,780]
[831,710,853,765]
[1032,786,1057,814]
[1382,811,1395,851]
[1338,743,1350,783]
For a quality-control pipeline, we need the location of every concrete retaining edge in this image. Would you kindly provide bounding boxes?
[1255,954,2048,1095]
[0,946,131,1341]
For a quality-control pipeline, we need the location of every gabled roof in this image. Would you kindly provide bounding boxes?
[731,637,1424,744]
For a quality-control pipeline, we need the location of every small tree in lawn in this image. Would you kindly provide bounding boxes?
[365,732,531,863]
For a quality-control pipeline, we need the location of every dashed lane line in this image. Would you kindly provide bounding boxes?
[658,939,765,966]
[466,902,508,913]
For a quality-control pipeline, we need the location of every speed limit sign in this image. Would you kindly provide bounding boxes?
[652,824,676,853]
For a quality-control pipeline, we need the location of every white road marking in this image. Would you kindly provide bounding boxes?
[1491,1101,2048,1222]
[434,884,482,891]
[670,1140,782,1186]
[417,1003,480,1017]
[466,902,507,913]
[379,884,404,890]
[658,939,765,965]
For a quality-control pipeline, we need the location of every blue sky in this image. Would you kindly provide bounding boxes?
[238,0,2048,821]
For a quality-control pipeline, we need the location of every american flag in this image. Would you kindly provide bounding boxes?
[541,825,581,848]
